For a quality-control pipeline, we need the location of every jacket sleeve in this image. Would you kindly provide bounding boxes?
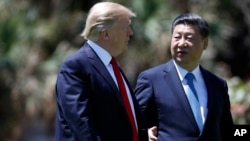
[134,72,158,128]
[56,59,100,141]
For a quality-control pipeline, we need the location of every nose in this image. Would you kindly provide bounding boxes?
[178,38,187,47]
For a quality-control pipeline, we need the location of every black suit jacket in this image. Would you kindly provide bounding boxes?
[55,42,148,141]
[135,59,234,141]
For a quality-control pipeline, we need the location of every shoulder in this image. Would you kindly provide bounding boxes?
[141,59,173,74]
[201,67,227,85]
[59,44,93,71]
[62,48,85,65]
[138,60,174,80]
[140,63,165,76]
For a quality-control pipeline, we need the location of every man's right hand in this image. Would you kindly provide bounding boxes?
[148,126,157,141]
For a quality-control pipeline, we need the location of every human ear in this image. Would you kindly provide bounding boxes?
[101,30,109,40]
[203,38,208,49]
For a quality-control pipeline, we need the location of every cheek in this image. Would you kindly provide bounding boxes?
[170,40,175,46]
[170,41,178,49]
[188,42,194,47]
[170,45,176,53]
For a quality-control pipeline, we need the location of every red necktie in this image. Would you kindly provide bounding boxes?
[110,57,139,141]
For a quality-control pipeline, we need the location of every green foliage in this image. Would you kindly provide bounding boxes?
[228,77,250,124]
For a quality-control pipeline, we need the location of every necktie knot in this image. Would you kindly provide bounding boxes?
[185,72,195,82]
[110,57,117,66]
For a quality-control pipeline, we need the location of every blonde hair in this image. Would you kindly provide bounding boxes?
[81,2,136,41]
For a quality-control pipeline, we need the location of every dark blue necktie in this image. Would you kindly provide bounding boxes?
[185,72,203,132]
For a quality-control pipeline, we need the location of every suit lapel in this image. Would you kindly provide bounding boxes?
[163,60,200,129]
[83,43,124,106]
[199,68,216,129]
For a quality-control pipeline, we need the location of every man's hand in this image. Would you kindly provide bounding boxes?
[148,126,157,141]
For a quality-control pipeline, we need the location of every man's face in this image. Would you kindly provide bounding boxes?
[108,16,133,56]
[170,24,208,71]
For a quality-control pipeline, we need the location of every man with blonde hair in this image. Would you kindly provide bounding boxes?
[55,2,148,141]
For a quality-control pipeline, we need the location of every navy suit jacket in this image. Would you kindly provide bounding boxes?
[135,59,234,141]
[55,42,148,141]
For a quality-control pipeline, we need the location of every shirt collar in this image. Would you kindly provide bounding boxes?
[173,60,201,81]
[87,40,112,66]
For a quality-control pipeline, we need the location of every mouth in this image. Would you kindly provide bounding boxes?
[125,41,128,45]
[125,39,130,45]
[177,50,187,56]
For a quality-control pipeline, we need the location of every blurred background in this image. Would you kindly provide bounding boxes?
[0,0,250,140]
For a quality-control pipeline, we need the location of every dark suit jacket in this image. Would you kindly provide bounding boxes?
[135,59,234,141]
[55,42,148,141]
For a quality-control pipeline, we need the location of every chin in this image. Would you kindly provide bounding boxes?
[175,57,183,62]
